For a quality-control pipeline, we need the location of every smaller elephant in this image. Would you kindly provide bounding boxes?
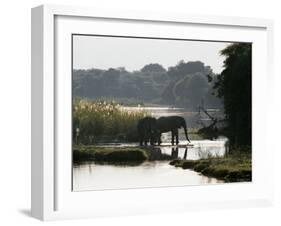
[137,117,158,146]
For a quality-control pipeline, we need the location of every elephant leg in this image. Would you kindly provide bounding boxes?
[140,139,143,146]
[183,147,188,159]
[175,129,179,145]
[144,133,149,146]
[139,134,143,146]
[157,135,162,146]
[171,130,175,145]
[150,132,155,145]
[144,137,148,146]
[153,132,160,146]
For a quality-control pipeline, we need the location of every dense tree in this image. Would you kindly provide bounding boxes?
[214,43,252,146]
[140,63,167,73]
[172,73,208,108]
[161,60,221,108]
[185,73,209,108]
[167,61,205,80]
[204,74,223,108]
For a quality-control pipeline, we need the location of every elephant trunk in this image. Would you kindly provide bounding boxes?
[182,121,190,143]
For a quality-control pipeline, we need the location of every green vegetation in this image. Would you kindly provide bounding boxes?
[170,151,251,182]
[73,145,173,164]
[213,43,252,146]
[73,99,149,144]
[73,146,148,164]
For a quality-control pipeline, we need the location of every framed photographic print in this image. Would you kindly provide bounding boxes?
[31,4,274,221]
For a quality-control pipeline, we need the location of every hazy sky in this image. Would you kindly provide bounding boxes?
[73,35,231,74]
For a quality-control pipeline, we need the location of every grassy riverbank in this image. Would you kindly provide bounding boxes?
[170,151,251,182]
[73,145,173,164]
[74,145,252,182]
[73,145,148,163]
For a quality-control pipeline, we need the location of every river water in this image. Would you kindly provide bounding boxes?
[73,106,226,191]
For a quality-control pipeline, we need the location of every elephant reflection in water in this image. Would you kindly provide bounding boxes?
[137,116,191,146]
[171,147,179,159]
[183,147,188,159]
[171,147,188,160]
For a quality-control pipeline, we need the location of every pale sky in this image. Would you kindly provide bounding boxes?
[73,35,231,74]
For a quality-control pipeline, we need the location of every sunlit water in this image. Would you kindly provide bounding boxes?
[73,106,226,191]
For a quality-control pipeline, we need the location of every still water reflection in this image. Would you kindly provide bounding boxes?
[73,139,226,191]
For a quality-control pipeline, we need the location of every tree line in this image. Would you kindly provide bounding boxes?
[73,61,222,109]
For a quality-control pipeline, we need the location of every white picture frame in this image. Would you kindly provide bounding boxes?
[31,4,274,221]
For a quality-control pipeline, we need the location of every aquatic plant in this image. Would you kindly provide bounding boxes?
[73,98,149,144]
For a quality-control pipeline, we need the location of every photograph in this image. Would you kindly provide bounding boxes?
[72,34,252,191]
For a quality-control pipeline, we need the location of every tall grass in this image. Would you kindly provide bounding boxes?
[73,99,149,144]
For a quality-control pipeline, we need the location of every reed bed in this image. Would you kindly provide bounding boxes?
[73,99,149,144]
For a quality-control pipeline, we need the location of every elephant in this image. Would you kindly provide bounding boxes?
[155,116,190,145]
[137,117,158,146]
